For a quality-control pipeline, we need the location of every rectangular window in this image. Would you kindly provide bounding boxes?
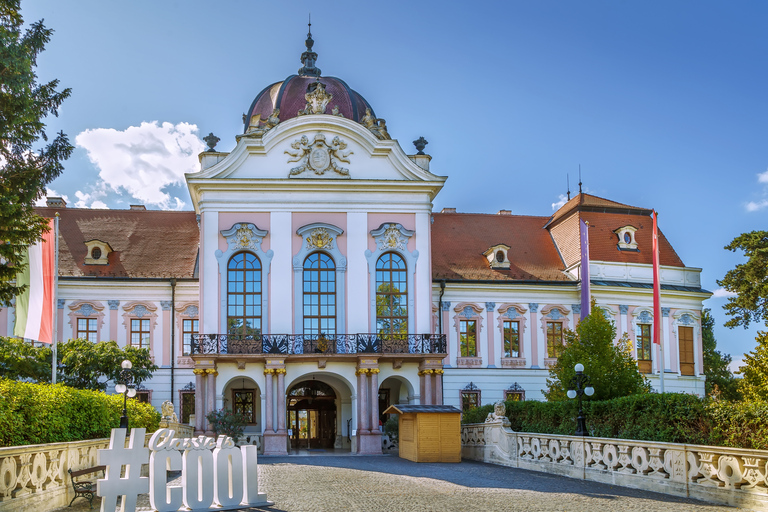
[134,391,150,404]
[232,389,255,424]
[459,320,477,357]
[77,318,98,342]
[504,390,525,402]
[679,326,695,376]
[461,391,480,412]
[546,322,563,358]
[182,318,199,356]
[636,324,652,360]
[503,320,519,358]
[130,318,150,349]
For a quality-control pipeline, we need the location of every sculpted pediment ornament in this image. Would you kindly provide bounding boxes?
[306,228,334,250]
[298,82,333,115]
[285,133,353,178]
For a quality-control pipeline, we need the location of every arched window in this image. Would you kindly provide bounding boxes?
[227,252,262,335]
[303,253,336,336]
[376,253,407,336]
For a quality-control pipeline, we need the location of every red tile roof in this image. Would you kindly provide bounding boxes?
[35,207,199,278]
[431,213,570,282]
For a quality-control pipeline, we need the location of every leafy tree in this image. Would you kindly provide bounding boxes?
[717,231,768,329]
[545,303,650,401]
[0,336,50,381]
[701,309,740,400]
[206,408,246,440]
[58,339,157,391]
[737,331,768,402]
[0,1,73,303]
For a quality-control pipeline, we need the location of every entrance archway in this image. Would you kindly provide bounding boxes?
[287,380,337,449]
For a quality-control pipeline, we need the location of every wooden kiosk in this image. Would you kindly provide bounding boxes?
[382,404,462,463]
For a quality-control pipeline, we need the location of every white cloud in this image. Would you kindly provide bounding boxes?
[551,194,568,211]
[76,121,205,209]
[758,169,768,184]
[712,287,738,298]
[729,357,745,374]
[746,199,768,212]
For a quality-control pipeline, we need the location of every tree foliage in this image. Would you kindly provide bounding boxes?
[0,0,73,303]
[717,230,768,329]
[737,331,768,402]
[545,304,650,401]
[701,309,739,400]
[206,408,247,440]
[0,336,157,390]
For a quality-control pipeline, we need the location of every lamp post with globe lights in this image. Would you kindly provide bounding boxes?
[567,363,594,436]
[115,359,137,429]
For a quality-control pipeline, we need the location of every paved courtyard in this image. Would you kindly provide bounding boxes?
[55,454,735,512]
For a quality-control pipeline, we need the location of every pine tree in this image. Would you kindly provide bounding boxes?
[545,302,650,401]
[0,0,73,304]
[717,230,768,329]
[701,308,739,400]
[737,331,768,402]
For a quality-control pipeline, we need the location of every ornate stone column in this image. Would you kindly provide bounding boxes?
[276,368,286,433]
[369,369,380,432]
[264,369,274,433]
[486,302,496,367]
[421,369,433,405]
[205,368,217,436]
[357,369,369,433]
[434,369,444,405]
[193,368,206,435]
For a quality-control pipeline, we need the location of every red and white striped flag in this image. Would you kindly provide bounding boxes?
[14,219,56,343]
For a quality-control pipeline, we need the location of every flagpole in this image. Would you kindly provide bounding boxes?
[52,213,59,384]
[652,210,664,394]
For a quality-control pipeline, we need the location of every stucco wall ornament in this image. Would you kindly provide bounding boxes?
[379,224,408,251]
[306,228,334,250]
[285,133,352,177]
[298,81,333,115]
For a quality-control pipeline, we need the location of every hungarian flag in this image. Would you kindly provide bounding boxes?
[652,211,661,344]
[579,218,590,320]
[14,219,56,343]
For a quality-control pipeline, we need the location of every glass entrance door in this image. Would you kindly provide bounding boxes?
[287,380,338,450]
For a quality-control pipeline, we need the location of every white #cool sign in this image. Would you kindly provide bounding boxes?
[97,428,271,512]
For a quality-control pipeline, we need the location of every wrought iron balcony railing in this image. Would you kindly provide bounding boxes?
[190,333,446,356]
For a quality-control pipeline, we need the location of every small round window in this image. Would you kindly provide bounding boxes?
[91,247,102,259]
[623,232,631,244]
[496,250,505,262]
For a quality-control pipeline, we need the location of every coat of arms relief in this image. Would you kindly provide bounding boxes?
[285,132,353,178]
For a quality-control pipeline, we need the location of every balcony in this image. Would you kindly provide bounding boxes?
[190,333,446,356]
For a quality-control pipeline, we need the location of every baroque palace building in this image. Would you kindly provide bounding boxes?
[1,31,710,454]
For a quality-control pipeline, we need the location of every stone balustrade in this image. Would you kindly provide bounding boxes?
[462,420,768,509]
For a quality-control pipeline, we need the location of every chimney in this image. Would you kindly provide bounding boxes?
[441,208,456,214]
[46,197,66,208]
[497,210,512,215]
[129,205,146,211]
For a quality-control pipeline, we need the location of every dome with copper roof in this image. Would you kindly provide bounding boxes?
[243,25,378,133]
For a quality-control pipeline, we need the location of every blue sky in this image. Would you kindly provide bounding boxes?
[21,0,767,368]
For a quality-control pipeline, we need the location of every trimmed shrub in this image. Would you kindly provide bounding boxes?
[0,379,160,447]
[460,393,768,449]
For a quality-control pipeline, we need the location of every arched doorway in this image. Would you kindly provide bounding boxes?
[287,380,337,449]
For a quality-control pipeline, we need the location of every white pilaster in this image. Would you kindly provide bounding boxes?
[201,210,219,334]
[414,212,431,333]
[347,212,368,333]
[270,212,293,333]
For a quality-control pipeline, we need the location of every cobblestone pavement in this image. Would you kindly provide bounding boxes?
[53,454,738,512]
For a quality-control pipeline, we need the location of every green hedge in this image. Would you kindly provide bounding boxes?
[0,379,160,447]
[461,393,768,450]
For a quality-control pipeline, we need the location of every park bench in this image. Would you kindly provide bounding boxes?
[68,465,105,509]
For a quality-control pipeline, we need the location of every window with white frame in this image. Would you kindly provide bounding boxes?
[227,252,262,335]
[303,252,336,336]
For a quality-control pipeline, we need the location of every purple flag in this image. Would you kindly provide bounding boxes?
[580,219,590,320]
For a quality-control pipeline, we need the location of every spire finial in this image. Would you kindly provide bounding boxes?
[567,174,571,201]
[578,164,583,194]
[299,16,321,77]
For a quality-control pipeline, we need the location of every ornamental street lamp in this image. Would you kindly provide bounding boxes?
[115,359,137,429]
[566,363,594,436]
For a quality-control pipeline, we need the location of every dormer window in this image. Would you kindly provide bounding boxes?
[483,244,511,269]
[614,226,638,251]
[84,240,112,265]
